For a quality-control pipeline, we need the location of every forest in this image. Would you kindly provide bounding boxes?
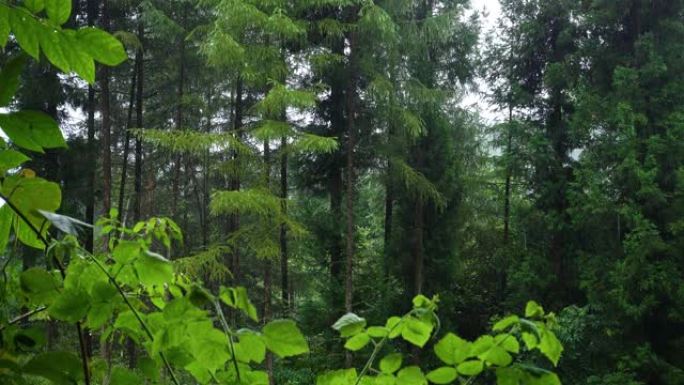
[0,0,683,384]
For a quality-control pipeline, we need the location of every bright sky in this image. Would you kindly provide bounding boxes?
[461,0,502,123]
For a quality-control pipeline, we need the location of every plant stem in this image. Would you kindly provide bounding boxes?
[0,192,92,385]
[88,255,180,385]
[214,299,242,382]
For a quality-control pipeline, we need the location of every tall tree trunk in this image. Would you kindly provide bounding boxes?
[133,20,144,225]
[171,8,187,220]
[100,0,111,223]
[117,65,137,224]
[263,138,275,385]
[344,31,357,314]
[229,75,243,285]
[280,136,289,312]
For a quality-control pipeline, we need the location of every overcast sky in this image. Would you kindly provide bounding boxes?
[461,0,502,123]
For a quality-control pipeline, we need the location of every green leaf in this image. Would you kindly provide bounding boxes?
[219,286,258,321]
[396,366,426,385]
[0,205,11,251]
[0,111,65,152]
[20,267,59,304]
[375,374,395,385]
[24,0,45,13]
[379,353,402,374]
[10,9,41,59]
[134,250,174,287]
[332,312,366,337]
[1,176,61,248]
[538,329,563,366]
[138,357,160,382]
[493,315,519,332]
[23,352,83,385]
[386,316,403,338]
[495,334,520,353]
[525,301,544,318]
[263,319,309,358]
[344,332,370,351]
[76,27,127,66]
[0,149,30,173]
[317,368,357,385]
[0,5,10,47]
[456,360,483,376]
[367,326,388,338]
[0,55,27,106]
[401,317,433,347]
[45,0,70,25]
[48,287,89,323]
[236,329,266,363]
[426,367,457,384]
[434,333,470,365]
[39,27,71,73]
[110,366,142,385]
[479,346,512,367]
[470,335,494,356]
[495,367,522,385]
[522,332,538,349]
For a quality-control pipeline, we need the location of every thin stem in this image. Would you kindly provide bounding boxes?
[353,312,412,385]
[1,305,47,330]
[87,255,180,385]
[213,299,241,382]
[0,192,91,385]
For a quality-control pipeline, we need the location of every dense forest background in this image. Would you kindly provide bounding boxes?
[1,0,684,384]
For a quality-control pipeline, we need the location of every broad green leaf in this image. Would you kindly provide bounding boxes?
[0,149,31,173]
[317,368,357,385]
[470,335,494,356]
[20,267,59,304]
[396,366,426,385]
[529,373,561,385]
[367,326,389,338]
[401,317,433,347]
[39,28,70,73]
[344,332,370,351]
[426,367,457,384]
[525,301,544,318]
[138,357,160,382]
[110,366,141,385]
[45,0,71,25]
[0,55,27,106]
[386,316,403,338]
[522,332,538,349]
[219,286,258,321]
[434,333,470,365]
[456,360,483,376]
[112,240,142,264]
[538,329,562,366]
[1,176,61,248]
[495,334,520,353]
[0,205,11,251]
[376,374,395,385]
[76,27,127,66]
[0,111,66,152]
[236,329,266,363]
[263,319,309,357]
[379,353,402,374]
[48,287,89,323]
[134,250,174,286]
[493,315,519,332]
[495,367,522,385]
[10,10,41,59]
[23,352,83,385]
[0,5,10,47]
[25,0,45,13]
[479,346,512,367]
[332,312,366,337]
[61,32,95,82]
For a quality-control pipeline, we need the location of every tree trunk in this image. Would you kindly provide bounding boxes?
[117,65,137,225]
[344,31,357,315]
[171,7,187,220]
[280,136,289,312]
[133,20,144,225]
[100,0,111,225]
[229,75,243,285]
